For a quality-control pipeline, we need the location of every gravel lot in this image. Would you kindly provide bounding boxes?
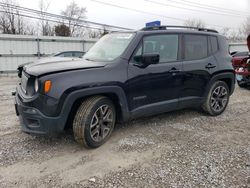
[0,76,249,188]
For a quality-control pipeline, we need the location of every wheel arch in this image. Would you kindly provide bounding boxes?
[205,71,235,97]
[61,86,130,130]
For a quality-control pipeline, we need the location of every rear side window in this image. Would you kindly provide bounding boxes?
[72,52,84,57]
[210,36,219,54]
[184,35,208,60]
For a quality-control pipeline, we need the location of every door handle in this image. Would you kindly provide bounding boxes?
[168,67,181,73]
[205,63,216,69]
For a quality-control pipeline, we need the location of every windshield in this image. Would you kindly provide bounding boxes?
[84,33,135,62]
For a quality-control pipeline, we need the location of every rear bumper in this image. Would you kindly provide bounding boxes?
[15,93,65,135]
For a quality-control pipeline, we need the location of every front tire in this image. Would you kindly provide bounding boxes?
[73,96,116,148]
[202,81,229,116]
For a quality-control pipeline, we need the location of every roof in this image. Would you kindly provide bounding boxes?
[136,25,220,36]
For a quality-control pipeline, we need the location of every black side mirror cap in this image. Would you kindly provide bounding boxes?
[133,53,160,68]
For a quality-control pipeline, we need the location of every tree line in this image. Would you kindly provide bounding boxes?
[184,18,250,42]
[0,0,249,41]
[0,0,108,38]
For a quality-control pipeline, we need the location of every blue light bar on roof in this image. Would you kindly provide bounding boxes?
[146,21,161,27]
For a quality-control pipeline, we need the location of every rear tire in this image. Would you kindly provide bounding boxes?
[202,81,229,116]
[73,96,116,148]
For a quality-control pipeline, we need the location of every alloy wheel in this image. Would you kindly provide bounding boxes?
[90,105,114,142]
[210,86,228,112]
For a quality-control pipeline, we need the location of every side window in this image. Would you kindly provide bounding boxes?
[210,36,219,54]
[184,35,208,60]
[135,45,142,56]
[134,35,178,63]
[56,53,64,57]
[63,52,73,57]
[56,52,72,57]
[142,35,179,63]
[131,44,142,64]
[72,52,83,57]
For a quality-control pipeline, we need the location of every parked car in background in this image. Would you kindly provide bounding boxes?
[53,51,85,58]
[229,43,248,56]
[235,53,250,88]
[229,42,250,88]
[232,51,249,68]
[17,51,85,77]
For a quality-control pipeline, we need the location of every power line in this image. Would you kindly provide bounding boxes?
[145,0,248,18]
[0,1,241,33]
[0,2,133,31]
[179,0,250,16]
[0,9,114,31]
[91,0,238,29]
[91,0,185,22]
[0,2,132,31]
[163,0,250,17]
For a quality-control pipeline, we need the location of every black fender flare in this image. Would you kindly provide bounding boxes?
[58,86,130,125]
[204,71,235,98]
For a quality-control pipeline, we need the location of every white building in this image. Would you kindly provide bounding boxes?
[0,34,97,72]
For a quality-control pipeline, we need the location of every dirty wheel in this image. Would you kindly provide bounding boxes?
[202,81,229,116]
[73,96,116,148]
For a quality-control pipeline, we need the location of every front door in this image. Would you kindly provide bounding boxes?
[127,34,183,115]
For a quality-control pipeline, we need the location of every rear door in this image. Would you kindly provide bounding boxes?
[180,34,218,107]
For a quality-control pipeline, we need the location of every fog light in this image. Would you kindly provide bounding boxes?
[25,109,37,114]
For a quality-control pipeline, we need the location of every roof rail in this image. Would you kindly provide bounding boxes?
[141,25,218,33]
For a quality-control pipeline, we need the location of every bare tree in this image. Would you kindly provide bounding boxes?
[88,29,101,38]
[38,0,54,36]
[242,16,250,37]
[100,27,109,37]
[61,1,87,36]
[23,22,36,35]
[0,0,26,34]
[220,27,244,42]
[225,16,250,42]
[220,27,231,38]
[87,26,110,39]
[184,18,206,28]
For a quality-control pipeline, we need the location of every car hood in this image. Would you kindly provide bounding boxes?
[24,57,107,76]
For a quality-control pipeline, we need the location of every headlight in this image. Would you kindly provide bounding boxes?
[34,78,39,92]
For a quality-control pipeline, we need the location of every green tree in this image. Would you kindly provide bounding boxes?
[55,24,70,36]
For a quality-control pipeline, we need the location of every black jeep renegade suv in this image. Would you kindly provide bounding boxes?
[15,26,235,148]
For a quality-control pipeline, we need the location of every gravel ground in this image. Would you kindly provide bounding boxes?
[0,76,249,188]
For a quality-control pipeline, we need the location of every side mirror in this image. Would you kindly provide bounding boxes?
[133,53,160,68]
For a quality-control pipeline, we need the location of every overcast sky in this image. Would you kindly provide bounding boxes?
[19,0,250,32]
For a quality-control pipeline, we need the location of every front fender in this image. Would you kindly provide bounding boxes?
[58,86,130,123]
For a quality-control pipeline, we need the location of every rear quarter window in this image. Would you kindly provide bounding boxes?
[184,35,208,61]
